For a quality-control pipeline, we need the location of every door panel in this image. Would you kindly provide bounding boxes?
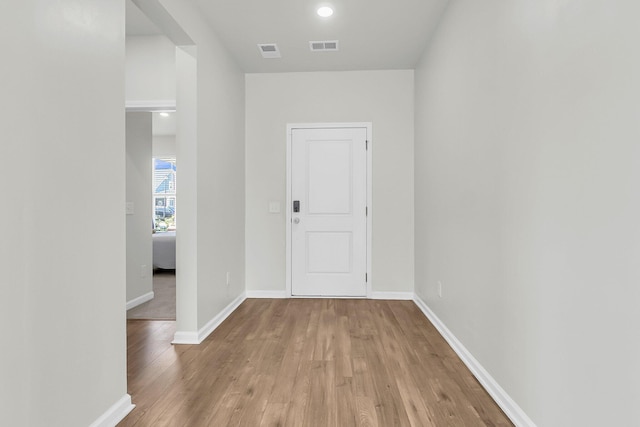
[307,232,352,273]
[291,127,367,297]
[307,141,352,214]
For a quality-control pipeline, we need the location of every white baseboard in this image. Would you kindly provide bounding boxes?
[197,292,246,342]
[412,294,536,427]
[126,291,154,310]
[370,291,414,300]
[172,292,246,345]
[171,331,199,345]
[89,394,135,427]
[244,290,414,300]
[246,290,288,298]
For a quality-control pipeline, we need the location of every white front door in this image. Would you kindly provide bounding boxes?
[291,127,368,296]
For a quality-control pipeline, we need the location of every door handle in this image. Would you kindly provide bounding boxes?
[293,218,300,224]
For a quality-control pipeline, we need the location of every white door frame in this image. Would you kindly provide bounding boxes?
[286,122,373,298]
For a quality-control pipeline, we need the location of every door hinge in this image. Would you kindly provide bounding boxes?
[366,206,368,216]
[366,140,368,150]
[365,273,368,282]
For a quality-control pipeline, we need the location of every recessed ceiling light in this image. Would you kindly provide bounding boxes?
[317,6,334,18]
[159,112,170,117]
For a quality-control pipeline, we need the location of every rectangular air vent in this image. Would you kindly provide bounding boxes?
[257,43,281,58]
[309,40,339,51]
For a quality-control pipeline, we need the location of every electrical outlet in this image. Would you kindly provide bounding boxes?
[226,272,230,286]
[437,281,443,298]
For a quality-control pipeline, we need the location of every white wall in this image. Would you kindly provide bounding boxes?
[1,16,29,420]
[174,44,199,334]
[153,135,176,157]
[160,0,246,332]
[126,34,176,102]
[1,1,128,426]
[126,112,153,304]
[245,70,414,294]
[414,0,640,425]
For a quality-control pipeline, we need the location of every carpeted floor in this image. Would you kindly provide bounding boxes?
[127,269,176,320]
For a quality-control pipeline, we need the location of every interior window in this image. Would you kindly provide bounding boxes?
[153,158,176,232]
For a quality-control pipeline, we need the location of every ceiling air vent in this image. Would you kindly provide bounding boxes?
[257,43,281,58]
[309,40,339,52]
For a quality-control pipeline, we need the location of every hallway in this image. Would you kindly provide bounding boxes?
[120,299,511,426]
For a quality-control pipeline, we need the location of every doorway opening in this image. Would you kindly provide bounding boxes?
[125,0,196,328]
[126,111,177,321]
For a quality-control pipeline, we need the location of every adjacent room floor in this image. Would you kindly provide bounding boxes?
[127,269,176,320]
[119,298,512,426]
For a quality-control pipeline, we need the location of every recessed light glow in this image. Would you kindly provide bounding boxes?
[317,6,334,17]
[159,112,170,117]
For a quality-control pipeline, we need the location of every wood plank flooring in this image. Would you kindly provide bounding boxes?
[119,299,513,427]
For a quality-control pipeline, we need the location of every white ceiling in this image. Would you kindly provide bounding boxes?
[126,0,450,73]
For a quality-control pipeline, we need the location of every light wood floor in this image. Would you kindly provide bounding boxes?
[119,299,513,426]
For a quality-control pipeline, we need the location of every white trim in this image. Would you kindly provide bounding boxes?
[126,291,154,310]
[286,122,373,298]
[365,126,373,299]
[246,290,288,299]
[285,126,293,297]
[172,292,246,345]
[412,294,536,427]
[125,100,176,112]
[197,292,246,342]
[89,394,135,427]
[370,291,413,300]
[171,331,199,345]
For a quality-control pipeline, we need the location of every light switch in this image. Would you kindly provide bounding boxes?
[125,202,134,215]
[268,201,281,214]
